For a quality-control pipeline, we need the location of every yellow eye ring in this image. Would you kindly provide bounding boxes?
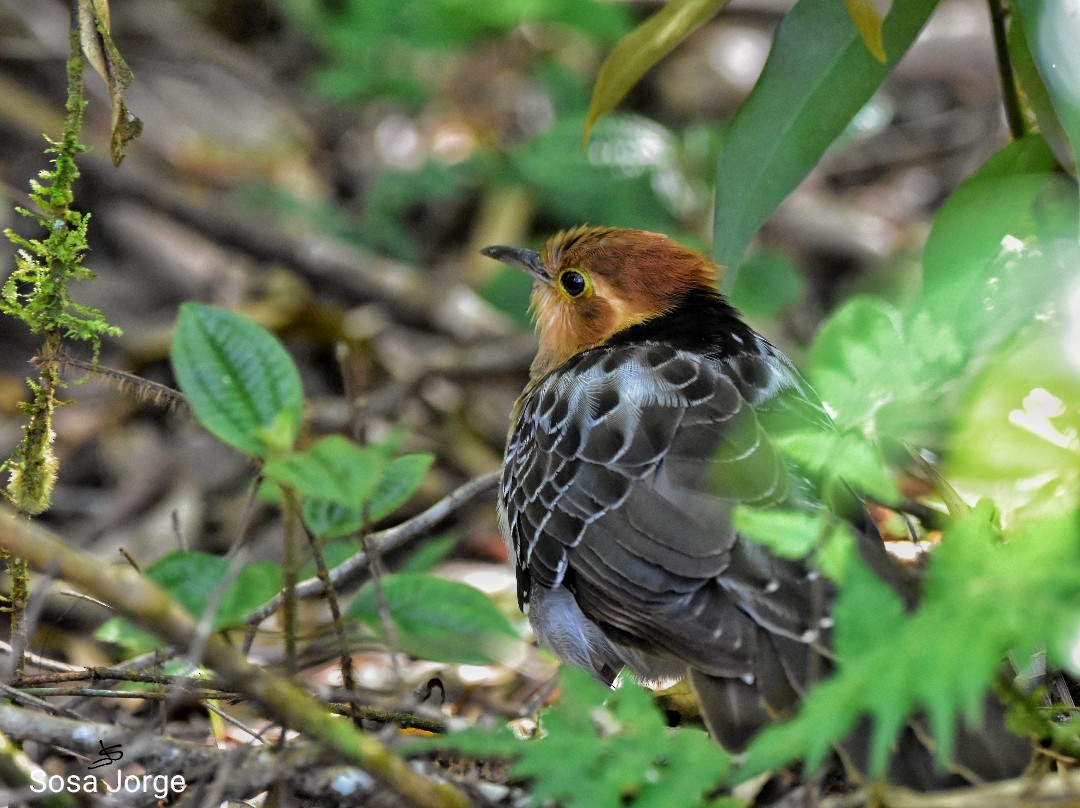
[557,268,593,299]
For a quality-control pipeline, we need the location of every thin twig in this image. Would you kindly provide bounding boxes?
[32,350,187,411]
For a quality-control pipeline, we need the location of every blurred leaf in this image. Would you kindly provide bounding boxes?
[172,303,304,459]
[713,0,937,278]
[743,503,1080,779]
[947,314,1080,523]
[583,0,729,145]
[95,552,282,654]
[729,251,804,318]
[75,0,142,164]
[809,296,962,447]
[842,0,890,63]
[1012,0,1080,180]
[774,428,899,505]
[278,0,630,105]
[298,536,360,579]
[398,533,459,574]
[369,453,433,517]
[512,115,683,232]
[347,573,519,664]
[733,507,853,580]
[410,666,731,808]
[922,136,1078,351]
[300,452,432,538]
[265,436,385,506]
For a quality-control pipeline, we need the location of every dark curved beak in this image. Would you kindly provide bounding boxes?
[481,245,552,285]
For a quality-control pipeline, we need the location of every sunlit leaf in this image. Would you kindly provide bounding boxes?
[583,0,729,146]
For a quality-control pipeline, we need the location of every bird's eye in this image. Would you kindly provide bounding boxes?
[558,269,590,298]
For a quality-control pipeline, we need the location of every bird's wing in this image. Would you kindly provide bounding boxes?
[503,341,831,683]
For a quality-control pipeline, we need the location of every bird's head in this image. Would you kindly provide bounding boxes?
[482,226,719,377]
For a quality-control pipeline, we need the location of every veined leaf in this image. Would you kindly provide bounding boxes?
[172,303,304,459]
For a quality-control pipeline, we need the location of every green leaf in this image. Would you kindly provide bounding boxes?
[300,452,432,538]
[922,136,1078,351]
[171,303,303,458]
[398,533,459,574]
[95,552,283,654]
[583,0,729,145]
[264,435,385,506]
[347,573,519,665]
[1012,0,1080,180]
[512,114,683,233]
[713,0,937,278]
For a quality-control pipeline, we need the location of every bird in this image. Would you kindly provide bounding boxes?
[482,226,1031,788]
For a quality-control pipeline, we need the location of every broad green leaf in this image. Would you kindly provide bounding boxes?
[347,573,519,665]
[367,453,433,518]
[583,0,729,145]
[172,303,304,458]
[842,0,890,62]
[1012,0,1080,180]
[713,0,937,279]
[95,552,282,654]
[264,435,385,506]
[300,452,433,538]
[922,136,1077,350]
